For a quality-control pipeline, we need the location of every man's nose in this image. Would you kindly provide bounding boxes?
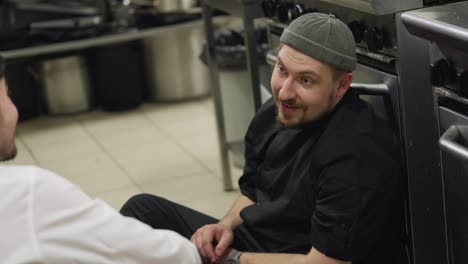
[278,77,296,101]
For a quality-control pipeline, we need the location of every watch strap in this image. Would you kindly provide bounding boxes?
[226,250,243,264]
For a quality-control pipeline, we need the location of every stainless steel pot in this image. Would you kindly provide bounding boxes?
[40,55,91,114]
[152,0,197,12]
[142,20,210,101]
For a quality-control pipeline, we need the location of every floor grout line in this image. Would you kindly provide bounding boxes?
[74,110,145,193]
[13,99,242,214]
[17,134,41,166]
[140,108,224,182]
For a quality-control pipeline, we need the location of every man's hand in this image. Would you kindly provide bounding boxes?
[191,223,234,263]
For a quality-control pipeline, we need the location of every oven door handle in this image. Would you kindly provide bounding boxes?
[350,83,389,96]
[439,125,468,161]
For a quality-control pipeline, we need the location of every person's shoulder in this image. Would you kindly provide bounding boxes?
[328,94,396,139]
[0,164,75,192]
[0,165,47,184]
[316,101,399,161]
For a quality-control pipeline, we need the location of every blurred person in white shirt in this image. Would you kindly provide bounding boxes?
[0,56,201,264]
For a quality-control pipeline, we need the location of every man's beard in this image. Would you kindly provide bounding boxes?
[275,92,337,128]
[276,113,305,128]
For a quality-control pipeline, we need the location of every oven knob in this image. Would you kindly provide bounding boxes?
[430,59,456,87]
[456,70,468,97]
[261,0,278,18]
[364,27,384,52]
[277,2,294,23]
[347,21,366,43]
[288,4,305,21]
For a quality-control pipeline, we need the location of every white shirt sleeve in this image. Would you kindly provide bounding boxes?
[31,167,201,264]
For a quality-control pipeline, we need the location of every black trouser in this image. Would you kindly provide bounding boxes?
[120,194,261,251]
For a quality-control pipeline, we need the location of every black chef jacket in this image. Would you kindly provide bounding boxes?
[235,90,405,263]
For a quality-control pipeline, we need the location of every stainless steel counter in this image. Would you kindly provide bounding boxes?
[0,19,207,59]
[402,1,468,52]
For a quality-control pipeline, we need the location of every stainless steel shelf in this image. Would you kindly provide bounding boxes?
[202,0,263,191]
[0,19,207,59]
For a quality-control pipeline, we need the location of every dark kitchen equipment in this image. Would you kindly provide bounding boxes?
[87,41,145,111]
[402,3,468,263]
[5,58,42,120]
[1,0,107,46]
[3,0,102,29]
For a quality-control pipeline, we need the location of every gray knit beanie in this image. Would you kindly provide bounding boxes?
[280,13,357,72]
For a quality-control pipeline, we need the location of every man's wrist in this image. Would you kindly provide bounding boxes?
[225,249,243,264]
[219,217,236,229]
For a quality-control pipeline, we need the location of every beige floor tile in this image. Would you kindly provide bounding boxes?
[156,114,217,138]
[109,140,208,185]
[32,138,103,164]
[174,130,220,163]
[14,97,228,213]
[182,190,240,219]
[17,115,77,132]
[175,130,219,152]
[93,125,168,151]
[141,171,222,205]
[94,184,142,211]
[209,162,243,190]
[39,152,134,195]
[79,109,150,137]
[4,139,37,165]
[18,119,89,149]
[73,167,133,196]
[201,97,215,112]
[142,100,211,124]
[174,130,219,151]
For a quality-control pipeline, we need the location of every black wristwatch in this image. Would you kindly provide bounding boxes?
[226,250,243,264]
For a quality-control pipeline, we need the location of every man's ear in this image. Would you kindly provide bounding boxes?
[336,73,353,99]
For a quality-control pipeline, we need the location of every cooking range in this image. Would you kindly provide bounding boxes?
[261,1,464,263]
[402,2,468,264]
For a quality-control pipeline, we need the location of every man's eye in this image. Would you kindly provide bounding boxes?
[302,77,314,85]
[277,65,286,74]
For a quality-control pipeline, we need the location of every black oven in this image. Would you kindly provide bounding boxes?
[402,2,468,264]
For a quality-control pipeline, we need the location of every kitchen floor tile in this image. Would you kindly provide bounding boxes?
[201,97,215,112]
[208,161,243,189]
[93,125,168,151]
[32,138,103,164]
[109,140,208,185]
[141,100,211,124]
[39,152,134,195]
[173,131,221,173]
[155,114,217,138]
[94,184,142,211]
[18,118,89,149]
[79,109,150,137]
[4,139,37,165]
[11,97,234,212]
